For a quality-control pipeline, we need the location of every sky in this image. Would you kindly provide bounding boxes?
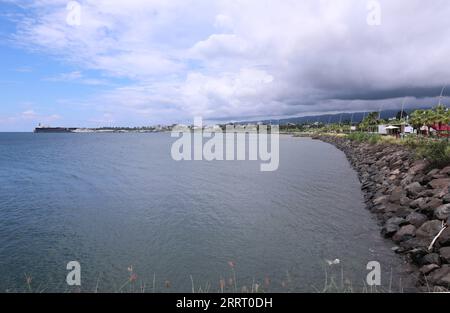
[0,0,450,131]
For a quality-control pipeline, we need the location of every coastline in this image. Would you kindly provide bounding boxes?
[315,135,450,291]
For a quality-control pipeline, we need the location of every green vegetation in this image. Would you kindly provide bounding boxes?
[413,140,450,168]
[359,112,382,132]
[409,105,450,135]
[283,103,450,168]
[347,132,382,145]
[346,132,450,167]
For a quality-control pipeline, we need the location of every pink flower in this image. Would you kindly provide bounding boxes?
[219,278,225,291]
[227,261,235,268]
[129,273,138,282]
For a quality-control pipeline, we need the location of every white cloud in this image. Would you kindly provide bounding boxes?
[44,70,110,85]
[7,0,450,124]
[0,110,61,130]
[20,110,61,122]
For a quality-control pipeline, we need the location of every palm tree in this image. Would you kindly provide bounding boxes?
[433,105,450,139]
[360,112,380,132]
[434,105,449,124]
[424,109,438,136]
[410,109,425,135]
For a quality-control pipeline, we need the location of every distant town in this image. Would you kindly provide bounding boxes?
[33,106,446,136]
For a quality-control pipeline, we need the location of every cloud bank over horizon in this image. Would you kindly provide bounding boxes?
[1,0,450,129]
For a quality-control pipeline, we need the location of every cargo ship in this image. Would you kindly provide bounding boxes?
[34,124,76,133]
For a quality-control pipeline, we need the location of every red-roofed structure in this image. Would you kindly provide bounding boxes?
[430,123,450,137]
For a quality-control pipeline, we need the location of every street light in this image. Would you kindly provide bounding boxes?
[439,85,447,106]
[400,97,407,120]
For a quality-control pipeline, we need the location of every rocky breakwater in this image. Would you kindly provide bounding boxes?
[318,135,450,291]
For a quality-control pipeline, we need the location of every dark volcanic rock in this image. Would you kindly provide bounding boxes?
[409,160,429,176]
[420,264,440,275]
[405,182,424,198]
[406,212,428,228]
[419,198,443,214]
[429,178,450,190]
[393,225,416,243]
[389,186,405,203]
[416,220,444,239]
[428,169,440,176]
[426,265,450,287]
[395,207,413,218]
[373,195,389,205]
[382,217,407,238]
[318,135,449,290]
[400,196,413,207]
[410,197,427,209]
[440,247,450,263]
[421,253,441,266]
[442,193,450,204]
[439,166,450,175]
[438,227,450,247]
[408,247,428,263]
[435,204,450,220]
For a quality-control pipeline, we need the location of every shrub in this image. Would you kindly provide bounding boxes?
[416,139,450,168]
[347,132,381,145]
[403,136,427,149]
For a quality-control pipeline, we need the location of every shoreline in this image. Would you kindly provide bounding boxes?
[315,135,450,291]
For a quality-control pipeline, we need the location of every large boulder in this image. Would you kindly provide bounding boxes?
[406,212,428,228]
[393,225,416,242]
[410,197,427,209]
[408,160,429,175]
[421,253,441,266]
[373,195,389,205]
[438,227,450,247]
[420,264,440,275]
[429,178,450,190]
[428,169,441,176]
[440,166,450,175]
[416,220,443,239]
[400,196,413,207]
[408,247,428,263]
[420,198,443,214]
[440,247,450,263]
[418,189,439,198]
[395,207,413,218]
[426,265,450,287]
[401,174,415,187]
[384,203,402,213]
[405,182,424,198]
[381,217,407,238]
[435,204,450,220]
[389,186,405,203]
[442,193,450,204]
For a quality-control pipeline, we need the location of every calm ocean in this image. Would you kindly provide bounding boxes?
[0,133,411,292]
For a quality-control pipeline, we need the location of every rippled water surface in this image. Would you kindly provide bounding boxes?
[0,133,411,292]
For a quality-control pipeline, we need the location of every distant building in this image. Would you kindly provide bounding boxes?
[378,123,414,135]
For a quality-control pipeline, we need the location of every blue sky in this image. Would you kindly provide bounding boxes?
[1,0,450,131]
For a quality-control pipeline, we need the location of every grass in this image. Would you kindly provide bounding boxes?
[342,132,450,169]
[10,260,417,293]
[413,139,450,168]
[347,132,382,144]
[313,265,405,293]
